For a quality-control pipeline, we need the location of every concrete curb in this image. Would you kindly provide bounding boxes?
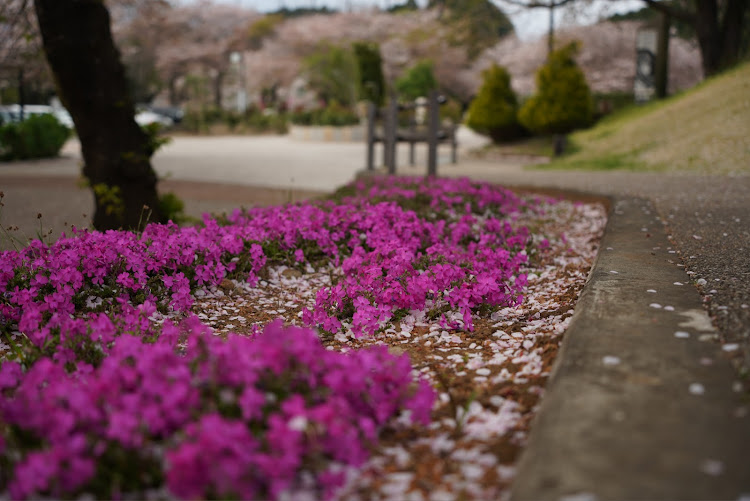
[511,196,750,500]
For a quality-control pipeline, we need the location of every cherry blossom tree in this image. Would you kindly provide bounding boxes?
[475,21,702,96]
[0,0,52,106]
[151,1,257,108]
[497,0,748,77]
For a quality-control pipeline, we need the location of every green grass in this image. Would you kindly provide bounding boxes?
[532,62,750,174]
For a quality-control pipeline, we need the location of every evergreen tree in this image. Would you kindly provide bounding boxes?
[352,42,385,106]
[303,44,359,107]
[518,41,593,135]
[395,60,437,101]
[466,64,522,142]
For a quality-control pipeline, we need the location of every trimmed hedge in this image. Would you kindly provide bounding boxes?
[466,64,523,142]
[353,42,386,106]
[289,101,359,126]
[0,114,71,161]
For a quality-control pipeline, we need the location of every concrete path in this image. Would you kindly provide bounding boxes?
[443,159,750,500]
[1,132,748,499]
[511,197,750,500]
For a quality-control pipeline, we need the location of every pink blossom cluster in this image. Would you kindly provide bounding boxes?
[0,175,538,499]
[1,176,531,349]
[0,319,433,499]
[296,176,532,334]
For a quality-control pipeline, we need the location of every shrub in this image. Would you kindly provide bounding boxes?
[289,101,359,126]
[395,60,437,101]
[303,44,359,108]
[0,320,433,500]
[353,42,386,106]
[245,109,288,134]
[318,100,359,126]
[518,41,594,135]
[0,114,71,161]
[466,64,523,142]
[177,107,288,135]
[440,97,464,124]
[0,175,542,499]
[158,191,193,225]
[180,109,209,133]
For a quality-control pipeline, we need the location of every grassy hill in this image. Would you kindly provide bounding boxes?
[543,62,750,175]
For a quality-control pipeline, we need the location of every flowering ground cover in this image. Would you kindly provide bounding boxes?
[0,176,606,500]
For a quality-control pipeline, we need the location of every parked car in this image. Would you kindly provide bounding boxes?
[148,106,184,124]
[0,103,176,129]
[0,104,74,129]
[135,110,173,127]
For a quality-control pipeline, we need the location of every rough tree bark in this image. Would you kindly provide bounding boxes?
[33,0,164,230]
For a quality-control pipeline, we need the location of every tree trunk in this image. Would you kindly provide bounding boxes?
[168,73,179,106]
[213,69,225,110]
[694,0,748,76]
[717,0,748,72]
[33,0,163,231]
[547,2,554,56]
[693,0,722,76]
[643,0,749,77]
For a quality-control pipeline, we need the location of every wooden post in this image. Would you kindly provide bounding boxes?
[385,96,398,174]
[427,90,439,177]
[409,116,416,166]
[450,125,457,164]
[382,108,388,170]
[366,102,376,171]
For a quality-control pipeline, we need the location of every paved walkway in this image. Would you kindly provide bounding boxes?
[1,132,748,499]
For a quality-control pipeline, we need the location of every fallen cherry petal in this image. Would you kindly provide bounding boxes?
[699,459,724,476]
[602,356,621,366]
[689,383,705,395]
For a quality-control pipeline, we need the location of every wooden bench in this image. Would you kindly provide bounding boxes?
[365,90,457,176]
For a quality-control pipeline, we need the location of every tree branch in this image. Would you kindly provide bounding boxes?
[638,0,696,24]
[495,0,577,10]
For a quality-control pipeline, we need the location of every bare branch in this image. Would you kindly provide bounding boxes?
[495,0,578,9]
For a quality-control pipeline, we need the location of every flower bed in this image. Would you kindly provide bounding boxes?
[0,176,606,499]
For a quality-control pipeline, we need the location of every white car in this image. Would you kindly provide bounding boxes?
[135,110,173,127]
[0,104,74,129]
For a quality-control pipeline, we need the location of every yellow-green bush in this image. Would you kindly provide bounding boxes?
[465,64,523,142]
[518,42,593,135]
